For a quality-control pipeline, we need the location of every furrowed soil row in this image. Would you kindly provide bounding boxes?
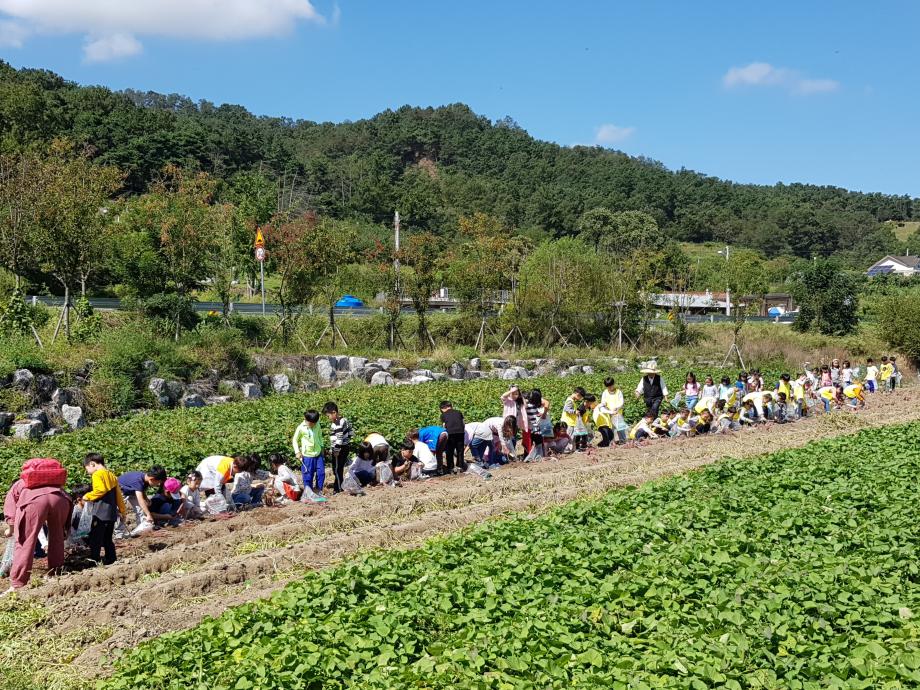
[17,388,920,673]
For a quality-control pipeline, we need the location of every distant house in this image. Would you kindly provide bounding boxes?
[866,255,920,277]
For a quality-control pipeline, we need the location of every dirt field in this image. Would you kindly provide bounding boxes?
[10,388,920,681]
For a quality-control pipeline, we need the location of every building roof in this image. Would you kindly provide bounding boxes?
[866,255,920,276]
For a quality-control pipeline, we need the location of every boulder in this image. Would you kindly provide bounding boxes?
[363,366,383,383]
[240,383,262,400]
[469,357,481,371]
[582,365,595,374]
[391,367,410,380]
[43,428,65,438]
[12,369,34,390]
[316,359,336,384]
[34,374,56,400]
[141,359,158,376]
[205,395,233,406]
[12,420,43,440]
[180,394,206,409]
[567,365,582,376]
[370,371,395,386]
[219,379,241,393]
[410,375,434,384]
[349,356,368,372]
[259,375,271,391]
[431,373,448,381]
[464,370,485,380]
[299,381,320,393]
[61,404,86,430]
[335,356,351,372]
[164,380,185,404]
[412,369,435,379]
[270,373,292,394]
[0,412,14,434]
[487,359,510,369]
[148,377,166,396]
[26,409,49,430]
[376,358,393,370]
[50,388,71,409]
[448,362,466,379]
[501,367,527,380]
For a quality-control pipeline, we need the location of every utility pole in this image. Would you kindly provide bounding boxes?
[720,245,731,316]
[255,228,266,316]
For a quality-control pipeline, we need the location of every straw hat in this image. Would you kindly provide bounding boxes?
[639,361,660,375]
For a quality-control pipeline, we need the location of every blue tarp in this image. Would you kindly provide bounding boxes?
[335,295,364,308]
[767,306,784,317]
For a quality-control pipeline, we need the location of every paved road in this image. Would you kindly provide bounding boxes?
[25,295,797,323]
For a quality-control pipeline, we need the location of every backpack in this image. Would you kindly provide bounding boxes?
[20,458,68,489]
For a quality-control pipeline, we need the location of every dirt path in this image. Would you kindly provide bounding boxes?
[19,388,920,674]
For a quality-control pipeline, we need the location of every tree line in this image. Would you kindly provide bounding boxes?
[0,60,917,267]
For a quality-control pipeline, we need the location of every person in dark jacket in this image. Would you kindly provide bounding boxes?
[634,364,669,416]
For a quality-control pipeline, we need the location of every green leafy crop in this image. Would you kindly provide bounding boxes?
[103,420,920,689]
[0,369,752,490]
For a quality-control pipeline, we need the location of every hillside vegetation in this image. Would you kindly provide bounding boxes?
[0,60,916,266]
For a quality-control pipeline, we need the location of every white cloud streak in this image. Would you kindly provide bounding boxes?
[594,123,636,145]
[723,62,839,95]
[0,18,28,47]
[83,32,142,63]
[0,0,326,62]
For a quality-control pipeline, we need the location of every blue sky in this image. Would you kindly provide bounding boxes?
[1,1,917,195]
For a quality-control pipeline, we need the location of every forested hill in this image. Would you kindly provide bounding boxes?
[0,60,914,262]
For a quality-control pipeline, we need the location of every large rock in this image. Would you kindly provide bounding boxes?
[349,356,368,372]
[26,409,49,430]
[12,420,43,440]
[362,366,383,383]
[164,380,185,403]
[410,375,434,384]
[50,388,71,409]
[335,356,351,372]
[464,370,485,380]
[205,395,233,406]
[270,373,292,394]
[34,374,56,400]
[487,359,510,369]
[141,359,158,377]
[431,373,448,381]
[148,378,166,396]
[0,412,14,434]
[316,359,336,384]
[582,365,595,374]
[61,404,86,430]
[180,394,206,409]
[448,362,466,379]
[502,366,529,380]
[43,428,65,438]
[370,371,395,386]
[376,358,393,370]
[469,357,481,371]
[391,367,410,380]
[240,383,262,400]
[412,369,435,379]
[12,369,33,390]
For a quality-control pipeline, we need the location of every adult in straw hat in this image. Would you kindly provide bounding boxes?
[635,362,669,416]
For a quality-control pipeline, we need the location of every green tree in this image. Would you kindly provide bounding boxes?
[577,208,660,255]
[29,140,123,340]
[718,249,768,360]
[307,219,360,348]
[262,213,315,345]
[120,166,226,339]
[791,259,859,336]
[399,232,443,350]
[876,295,920,366]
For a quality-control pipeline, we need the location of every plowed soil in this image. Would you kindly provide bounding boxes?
[15,389,920,677]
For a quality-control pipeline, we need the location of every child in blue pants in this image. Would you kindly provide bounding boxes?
[293,409,327,502]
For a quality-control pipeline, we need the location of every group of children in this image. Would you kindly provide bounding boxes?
[1,356,902,583]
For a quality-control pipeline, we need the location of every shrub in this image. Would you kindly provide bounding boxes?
[0,388,30,413]
[183,325,250,377]
[877,295,920,366]
[83,371,136,420]
[0,335,51,378]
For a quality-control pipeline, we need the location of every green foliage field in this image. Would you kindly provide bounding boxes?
[103,420,920,689]
[1,370,741,491]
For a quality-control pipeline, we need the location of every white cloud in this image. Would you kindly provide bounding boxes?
[0,0,327,61]
[595,123,636,145]
[0,18,28,47]
[723,61,839,95]
[83,32,142,63]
